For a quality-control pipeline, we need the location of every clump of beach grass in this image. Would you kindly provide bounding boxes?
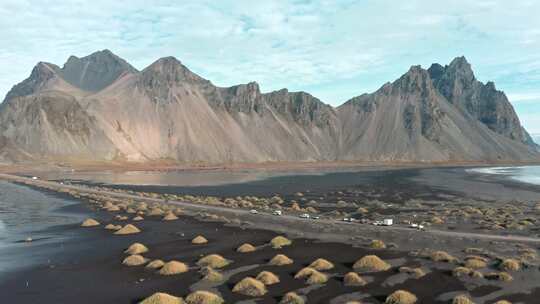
[294,267,328,284]
[256,271,280,285]
[499,258,520,271]
[81,218,100,227]
[309,258,334,271]
[140,292,183,304]
[370,239,386,249]
[192,235,208,245]
[232,277,267,296]
[385,290,417,304]
[270,236,292,248]
[133,215,144,221]
[200,267,223,282]
[343,272,367,286]
[105,224,122,230]
[114,224,141,235]
[280,292,304,304]
[122,254,147,266]
[398,267,426,279]
[430,251,457,263]
[163,212,179,221]
[159,261,189,275]
[146,259,165,270]
[269,254,293,266]
[184,290,224,304]
[353,255,391,272]
[237,243,256,253]
[452,295,475,304]
[197,254,230,269]
[125,242,148,255]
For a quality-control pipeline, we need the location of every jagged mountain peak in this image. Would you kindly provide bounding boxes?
[3,62,61,102]
[59,49,137,92]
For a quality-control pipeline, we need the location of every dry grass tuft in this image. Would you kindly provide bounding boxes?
[201,267,223,282]
[125,242,148,255]
[353,255,391,272]
[192,235,208,245]
[430,251,457,263]
[294,267,328,284]
[133,215,144,221]
[163,212,179,221]
[398,267,426,279]
[493,301,512,304]
[105,223,122,231]
[256,271,280,285]
[370,239,386,249]
[464,258,487,269]
[114,224,141,235]
[146,259,165,269]
[452,267,472,277]
[269,254,294,266]
[122,254,147,266]
[184,290,224,304]
[232,277,267,296]
[81,218,100,227]
[197,254,230,269]
[237,243,256,253]
[270,236,292,248]
[385,290,417,304]
[280,292,304,304]
[159,261,189,275]
[499,259,520,271]
[343,272,367,286]
[452,295,475,304]
[309,258,334,271]
[486,272,513,282]
[140,292,183,304]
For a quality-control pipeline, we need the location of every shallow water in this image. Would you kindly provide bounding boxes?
[468,165,540,185]
[0,181,84,275]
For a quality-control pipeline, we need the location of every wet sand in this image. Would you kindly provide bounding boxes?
[1,167,540,303]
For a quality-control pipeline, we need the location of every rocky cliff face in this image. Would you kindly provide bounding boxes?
[0,50,537,163]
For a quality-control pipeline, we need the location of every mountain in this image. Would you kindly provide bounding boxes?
[0,50,537,164]
[531,134,540,145]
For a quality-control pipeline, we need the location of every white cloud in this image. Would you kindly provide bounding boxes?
[1,0,540,133]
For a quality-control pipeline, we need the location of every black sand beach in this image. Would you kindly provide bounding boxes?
[1,167,540,303]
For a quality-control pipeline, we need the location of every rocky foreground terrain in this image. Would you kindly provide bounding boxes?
[0,50,537,163]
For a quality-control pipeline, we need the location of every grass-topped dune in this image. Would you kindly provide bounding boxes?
[146,259,165,270]
[122,254,147,266]
[197,254,230,269]
[353,255,391,272]
[385,290,417,304]
[140,292,183,304]
[269,254,294,266]
[125,242,148,255]
[309,258,334,271]
[200,266,223,282]
[452,295,474,304]
[294,267,328,284]
[237,243,256,253]
[81,218,100,227]
[280,292,304,304]
[232,277,267,296]
[192,235,208,245]
[159,261,189,275]
[270,236,292,248]
[343,272,367,286]
[114,224,141,235]
[185,290,224,304]
[256,271,280,285]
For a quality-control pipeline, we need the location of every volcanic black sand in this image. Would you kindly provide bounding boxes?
[1,167,540,303]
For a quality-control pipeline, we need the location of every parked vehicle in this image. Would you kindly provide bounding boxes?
[312,216,320,219]
[249,209,258,214]
[299,213,310,219]
[272,210,282,216]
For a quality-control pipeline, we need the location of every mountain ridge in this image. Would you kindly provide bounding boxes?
[0,50,537,164]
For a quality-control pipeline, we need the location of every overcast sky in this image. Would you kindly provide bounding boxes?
[1,0,540,133]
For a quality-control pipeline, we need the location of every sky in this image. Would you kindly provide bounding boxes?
[1,0,540,134]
